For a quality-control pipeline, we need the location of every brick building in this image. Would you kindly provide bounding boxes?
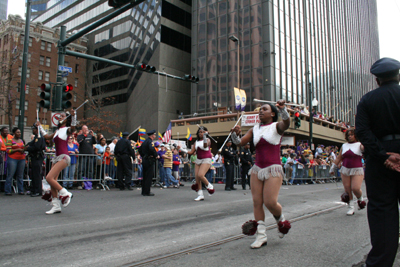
[0,15,87,138]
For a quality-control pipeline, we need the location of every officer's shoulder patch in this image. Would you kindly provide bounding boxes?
[151,143,154,147]
[35,139,38,142]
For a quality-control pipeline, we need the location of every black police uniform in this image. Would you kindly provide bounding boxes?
[240,146,253,189]
[139,132,158,196]
[355,58,400,267]
[114,134,135,190]
[26,132,45,196]
[222,143,236,190]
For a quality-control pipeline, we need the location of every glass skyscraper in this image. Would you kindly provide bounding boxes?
[191,0,379,124]
[33,0,192,133]
[0,0,8,20]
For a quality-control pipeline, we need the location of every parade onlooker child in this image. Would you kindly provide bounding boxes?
[172,148,181,185]
[103,146,113,183]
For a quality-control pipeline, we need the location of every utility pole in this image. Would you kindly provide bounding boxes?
[18,0,32,136]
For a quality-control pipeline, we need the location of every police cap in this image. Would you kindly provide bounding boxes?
[227,139,232,143]
[122,132,129,136]
[370,57,400,78]
[147,130,156,136]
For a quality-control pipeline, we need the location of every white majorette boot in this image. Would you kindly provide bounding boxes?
[276,214,291,238]
[206,183,215,195]
[194,190,205,201]
[250,221,268,249]
[58,188,73,208]
[46,198,62,215]
[347,201,355,216]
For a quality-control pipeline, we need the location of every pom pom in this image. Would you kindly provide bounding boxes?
[278,220,291,235]
[357,200,366,210]
[41,191,52,202]
[341,192,350,204]
[207,188,215,195]
[191,183,199,192]
[242,220,258,236]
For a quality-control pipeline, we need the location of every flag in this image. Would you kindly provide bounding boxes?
[119,132,122,138]
[139,136,146,143]
[138,128,146,136]
[186,127,192,141]
[162,122,172,143]
[158,132,163,140]
[234,87,241,110]
[239,89,246,111]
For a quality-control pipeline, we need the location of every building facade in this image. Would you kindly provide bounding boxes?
[0,15,87,135]
[33,0,193,136]
[0,0,8,21]
[191,0,379,125]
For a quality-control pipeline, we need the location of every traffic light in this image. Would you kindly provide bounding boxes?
[108,0,132,8]
[61,84,73,109]
[39,83,51,109]
[294,112,301,129]
[184,74,199,83]
[137,63,156,72]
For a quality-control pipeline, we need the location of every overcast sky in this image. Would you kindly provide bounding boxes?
[7,0,400,61]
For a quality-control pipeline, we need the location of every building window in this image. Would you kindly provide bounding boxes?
[25,84,29,94]
[74,78,78,87]
[75,64,79,73]
[18,67,22,76]
[41,41,45,50]
[45,72,50,82]
[64,62,69,67]
[16,100,20,109]
[20,36,24,44]
[73,93,77,102]
[63,77,67,83]
[27,68,30,78]
[29,38,33,47]
[37,87,41,96]
[15,116,27,126]
[25,101,28,111]
[28,53,31,62]
[38,71,43,80]
[45,57,51,67]
[40,56,44,65]
[47,42,52,52]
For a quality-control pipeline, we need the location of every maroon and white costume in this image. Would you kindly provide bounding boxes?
[194,139,212,165]
[52,127,71,166]
[251,122,285,180]
[339,142,364,176]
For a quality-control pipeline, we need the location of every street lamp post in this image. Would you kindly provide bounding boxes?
[229,35,240,90]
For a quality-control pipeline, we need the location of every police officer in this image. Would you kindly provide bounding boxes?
[222,139,236,191]
[25,123,45,197]
[114,132,135,190]
[240,142,253,190]
[139,130,158,196]
[355,57,400,267]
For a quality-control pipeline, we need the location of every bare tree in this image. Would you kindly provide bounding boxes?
[0,43,21,130]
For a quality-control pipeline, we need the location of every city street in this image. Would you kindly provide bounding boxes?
[1,182,399,267]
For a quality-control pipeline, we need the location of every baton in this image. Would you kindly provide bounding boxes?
[218,114,243,152]
[253,98,302,107]
[59,99,89,124]
[36,109,40,138]
[196,124,218,143]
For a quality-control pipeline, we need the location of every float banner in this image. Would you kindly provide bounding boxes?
[241,114,261,126]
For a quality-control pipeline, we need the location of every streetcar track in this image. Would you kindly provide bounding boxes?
[122,203,345,267]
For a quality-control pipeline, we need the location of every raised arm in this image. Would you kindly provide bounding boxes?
[276,100,290,135]
[231,126,253,147]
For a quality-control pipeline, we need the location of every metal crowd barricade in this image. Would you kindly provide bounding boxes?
[0,151,32,193]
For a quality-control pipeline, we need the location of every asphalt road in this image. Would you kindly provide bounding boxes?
[1,181,398,267]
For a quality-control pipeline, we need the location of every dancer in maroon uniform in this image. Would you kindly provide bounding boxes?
[232,100,291,249]
[330,129,366,215]
[187,126,215,201]
[38,110,76,214]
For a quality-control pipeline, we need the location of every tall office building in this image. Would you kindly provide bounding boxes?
[33,0,192,135]
[191,0,379,125]
[31,0,51,20]
[0,0,8,20]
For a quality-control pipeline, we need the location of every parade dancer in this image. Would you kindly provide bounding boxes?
[330,129,366,215]
[187,126,215,201]
[231,100,291,249]
[38,110,76,214]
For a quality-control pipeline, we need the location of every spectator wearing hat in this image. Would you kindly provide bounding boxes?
[222,139,236,191]
[355,57,400,267]
[240,143,253,190]
[138,130,158,196]
[114,132,135,190]
[25,123,46,196]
